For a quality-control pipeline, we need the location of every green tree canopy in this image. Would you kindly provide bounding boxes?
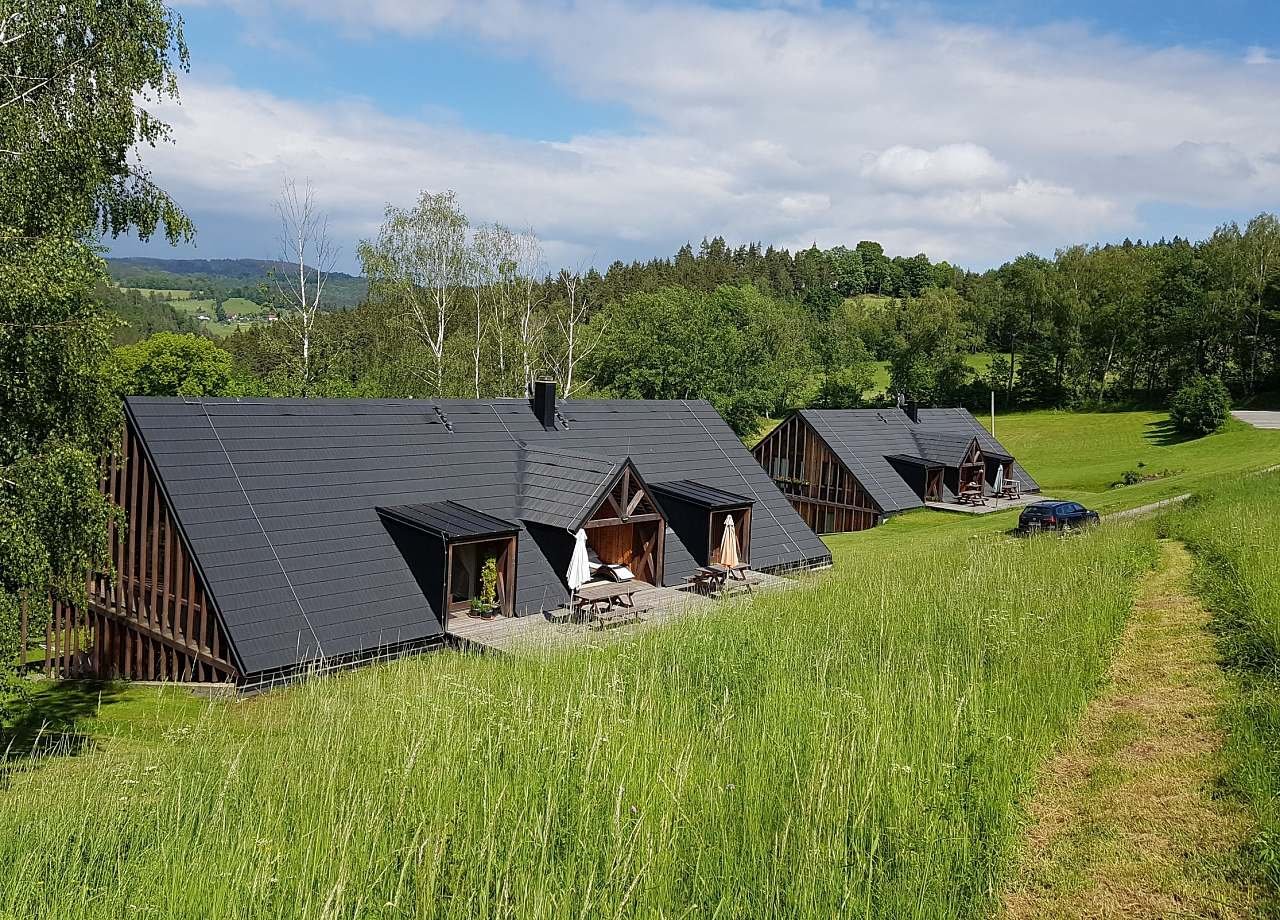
[1,0,190,677]
[116,332,260,397]
[586,284,810,435]
[1,0,192,242]
[887,288,975,405]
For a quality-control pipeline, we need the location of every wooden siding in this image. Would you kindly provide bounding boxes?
[752,415,881,534]
[584,464,665,584]
[46,421,238,683]
[947,439,986,497]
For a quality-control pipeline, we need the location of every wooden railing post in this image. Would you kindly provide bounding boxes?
[18,591,27,668]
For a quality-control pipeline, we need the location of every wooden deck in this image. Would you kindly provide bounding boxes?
[446,570,791,653]
[924,493,1052,516]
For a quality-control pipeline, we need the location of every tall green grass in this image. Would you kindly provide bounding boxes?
[0,526,1154,919]
[1164,475,1280,894]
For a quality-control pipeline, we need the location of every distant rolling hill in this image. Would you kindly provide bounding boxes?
[105,258,367,310]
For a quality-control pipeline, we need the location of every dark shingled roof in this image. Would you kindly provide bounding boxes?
[884,454,944,470]
[377,501,519,540]
[518,445,622,531]
[910,431,978,467]
[650,479,754,509]
[795,407,1039,515]
[126,396,830,679]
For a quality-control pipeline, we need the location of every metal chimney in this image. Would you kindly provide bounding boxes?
[533,377,557,430]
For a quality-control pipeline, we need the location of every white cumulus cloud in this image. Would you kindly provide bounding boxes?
[139,0,1280,270]
[861,144,1010,192]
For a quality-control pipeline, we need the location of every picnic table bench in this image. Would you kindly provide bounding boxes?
[573,580,650,629]
[686,564,760,597]
[957,485,987,506]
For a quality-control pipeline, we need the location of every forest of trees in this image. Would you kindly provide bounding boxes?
[209,204,1280,437]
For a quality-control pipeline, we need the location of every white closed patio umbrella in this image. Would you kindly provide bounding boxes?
[567,528,592,591]
[719,515,741,568]
[993,466,1005,507]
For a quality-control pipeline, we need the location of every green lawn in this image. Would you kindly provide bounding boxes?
[988,410,1280,512]
[165,295,270,337]
[1,518,1156,919]
[818,409,1280,568]
[222,296,265,316]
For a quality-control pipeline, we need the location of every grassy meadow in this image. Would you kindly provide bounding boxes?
[120,283,272,336]
[2,524,1155,918]
[989,410,1280,509]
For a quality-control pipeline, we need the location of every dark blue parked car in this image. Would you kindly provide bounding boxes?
[1018,500,1099,533]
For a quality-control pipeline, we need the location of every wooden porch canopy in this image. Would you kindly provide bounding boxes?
[885,454,945,503]
[651,479,753,568]
[519,446,666,585]
[884,454,944,470]
[378,501,520,619]
[379,501,519,542]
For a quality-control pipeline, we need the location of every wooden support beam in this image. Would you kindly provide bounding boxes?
[584,512,663,528]
[149,483,162,635]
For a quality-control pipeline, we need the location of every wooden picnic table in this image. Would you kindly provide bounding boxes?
[686,565,727,593]
[688,564,758,597]
[957,485,987,506]
[573,580,646,627]
[707,562,751,581]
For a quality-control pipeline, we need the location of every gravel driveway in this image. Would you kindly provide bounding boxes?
[1231,410,1280,429]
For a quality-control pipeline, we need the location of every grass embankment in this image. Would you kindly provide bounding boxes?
[1164,475,1280,903]
[2,526,1154,918]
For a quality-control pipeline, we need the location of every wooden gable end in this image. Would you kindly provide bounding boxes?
[41,420,239,684]
[582,462,665,585]
[751,414,881,533]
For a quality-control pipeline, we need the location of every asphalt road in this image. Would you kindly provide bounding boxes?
[1232,410,1280,429]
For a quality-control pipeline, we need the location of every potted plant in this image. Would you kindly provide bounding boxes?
[471,556,500,618]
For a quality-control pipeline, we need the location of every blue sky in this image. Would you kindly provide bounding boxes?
[111,0,1280,272]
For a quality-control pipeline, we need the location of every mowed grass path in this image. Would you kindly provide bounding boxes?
[1,527,1154,918]
[1004,542,1264,918]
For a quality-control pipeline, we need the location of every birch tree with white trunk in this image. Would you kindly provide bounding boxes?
[483,223,521,395]
[1243,213,1280,393]
[358,190,468,396]
[273,178,336,396]
[514,228,547,397]
[467,224,503,398]
[550,266,602,397]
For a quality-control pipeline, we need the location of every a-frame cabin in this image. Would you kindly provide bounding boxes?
[33,381,831,688]
[752,406,1038,534]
